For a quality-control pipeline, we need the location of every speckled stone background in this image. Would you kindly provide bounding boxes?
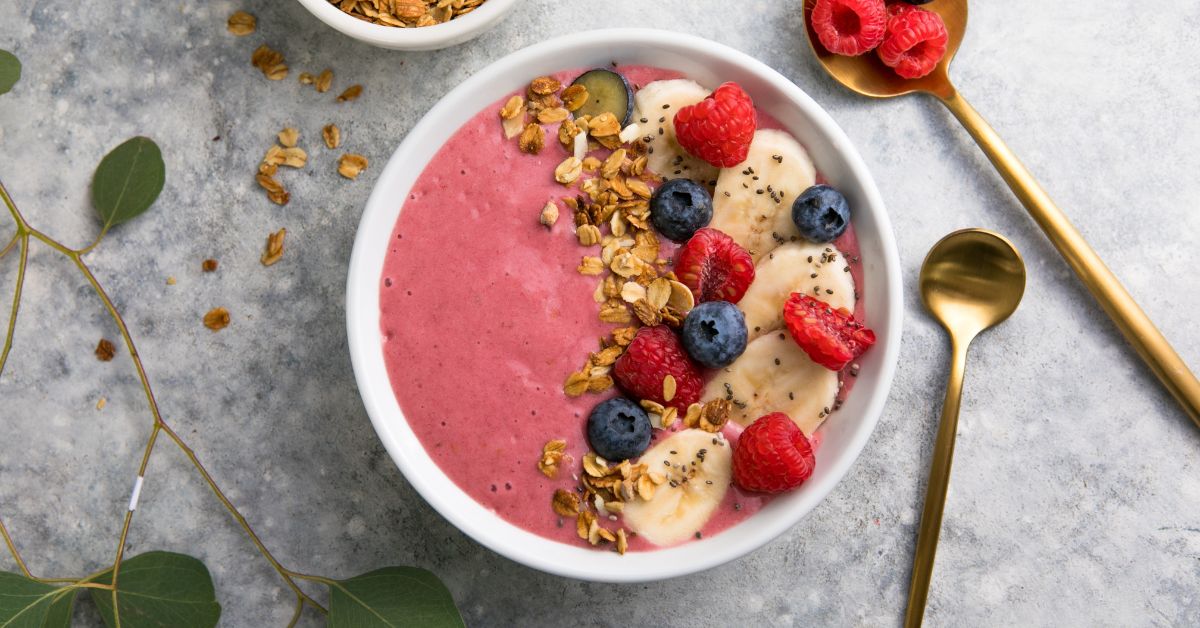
[1,1,1197,626]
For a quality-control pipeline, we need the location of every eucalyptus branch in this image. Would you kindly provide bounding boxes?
[0,122,463,625]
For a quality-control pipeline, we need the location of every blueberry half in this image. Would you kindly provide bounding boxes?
[570,69,634,126]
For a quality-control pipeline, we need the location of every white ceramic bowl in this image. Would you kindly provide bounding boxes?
[294,0,518,51]
[347,28,903,582]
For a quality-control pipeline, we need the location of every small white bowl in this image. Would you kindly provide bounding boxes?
[294,0,519,51]
[346,29,903,582]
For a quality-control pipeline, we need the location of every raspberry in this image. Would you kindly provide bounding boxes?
[732,413,815,493]
[674,228,755,305]
[783,293,876,371]
[878,5,948,79]
[673,82,757,168]
[810,0,888,57]
[612,326,704,413]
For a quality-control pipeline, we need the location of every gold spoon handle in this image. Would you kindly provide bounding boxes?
[905,336,970,628]
[938,90,1200,430]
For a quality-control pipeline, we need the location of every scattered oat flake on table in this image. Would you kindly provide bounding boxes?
[315,68,333,93]
[166,276,177,286]
[261,228,286,267]
[256,173,289,205]
[202,259,218,272]
[298,72,315,85]
[227,11,256,36]
[96,397,107,411]
[336,84,363,103]
[338,154,368,179]
[322,124,341,149]
[95,338,115,362]
[204,307,231,331]
[250,45,287,80]
[277,127,299,148]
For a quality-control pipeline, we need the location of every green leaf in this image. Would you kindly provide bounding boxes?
[327,567,464,628]
[0,50,19,95]
[91,136,165,229]
[91,552,220,628]
[0,570,77,628]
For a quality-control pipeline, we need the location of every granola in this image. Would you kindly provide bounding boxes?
[327,0,487,28]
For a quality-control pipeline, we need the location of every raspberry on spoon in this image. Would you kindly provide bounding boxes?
[878,5,949,78]
[810,0,888,57]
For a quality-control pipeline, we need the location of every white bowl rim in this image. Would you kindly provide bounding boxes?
[346,28,903,583]
[294,0,519,48]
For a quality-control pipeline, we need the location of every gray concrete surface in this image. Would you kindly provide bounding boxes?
[1,1,1197,625]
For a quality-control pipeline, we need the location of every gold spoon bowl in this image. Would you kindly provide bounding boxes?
[802,0,1200,428]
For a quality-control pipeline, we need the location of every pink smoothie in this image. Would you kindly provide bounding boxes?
[379,66,865,551]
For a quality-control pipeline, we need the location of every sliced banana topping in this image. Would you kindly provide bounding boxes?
[739,241,856,342]
[703,333,839,436]
[621,429,731,546]
[631,79,719,186]
[710,129,816,261]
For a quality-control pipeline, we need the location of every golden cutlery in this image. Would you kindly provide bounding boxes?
[909,228,1026,627]
[801,0,1200,428]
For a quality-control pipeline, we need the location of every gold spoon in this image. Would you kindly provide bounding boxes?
[802,0,1200,428]
[910,228,1026,627]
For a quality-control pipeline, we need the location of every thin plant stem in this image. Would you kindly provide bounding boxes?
[287,596,305,628]
[0,233,27,380]
[75,224,109,256]
[0,517,32,579]
[0,232,16,259]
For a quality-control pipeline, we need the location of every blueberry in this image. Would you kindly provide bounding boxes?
[792,184,850,243]
[650,178,713,242]
[587,397,652,461]
[570,69,634,126]
[681,301,748,369]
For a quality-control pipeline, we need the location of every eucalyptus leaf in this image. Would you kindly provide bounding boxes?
[91,551,220,628]
[0,50,19,95]
[327,567,464,628]
[0,570,77,628]
[91,136,165,229]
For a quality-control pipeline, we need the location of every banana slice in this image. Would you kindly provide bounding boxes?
[710,129,816,260]
[632,79,719,186]
[739,241,856,342]
[703,333,838,436]
[622,429,731,546]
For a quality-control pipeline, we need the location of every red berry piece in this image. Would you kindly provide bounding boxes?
[810,0,888,57]
[732,413,816,493]
[673,82,757,168]
[613,326,704,413]
[878,5,948,79]
[783,293,876,371]
[674,228,755,305]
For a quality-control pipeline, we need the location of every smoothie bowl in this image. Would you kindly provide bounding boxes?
[346,29,902,582]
